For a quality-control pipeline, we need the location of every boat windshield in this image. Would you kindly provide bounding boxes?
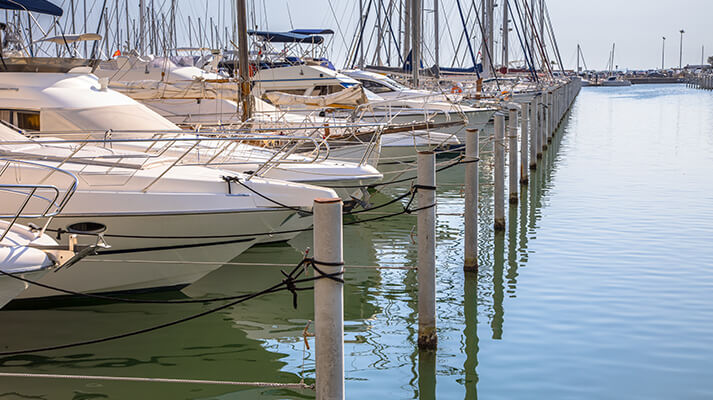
[40,104,179,133]
[380,76,409,90]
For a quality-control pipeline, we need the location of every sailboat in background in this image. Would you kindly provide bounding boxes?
[600,43,631,87]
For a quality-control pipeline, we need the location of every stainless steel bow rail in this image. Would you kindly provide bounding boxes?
[0,159,78,241]
[0,132,331,191]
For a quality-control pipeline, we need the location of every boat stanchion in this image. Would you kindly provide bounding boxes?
[464,130,479,273]
[494,114,506,231]
[520,102,530,184]
[313,197,345,400]
[508,108,519,204]
[417,151,437,350]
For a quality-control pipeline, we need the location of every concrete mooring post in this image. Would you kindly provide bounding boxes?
[508,108,519,204]
[494,113,506,230]
[464,130,479,272]
[542,92,552,148]
[417,151,437,349]
[520,102,529,184]
[313,198,345,400]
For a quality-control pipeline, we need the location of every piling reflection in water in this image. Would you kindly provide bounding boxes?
[463,272,479,400]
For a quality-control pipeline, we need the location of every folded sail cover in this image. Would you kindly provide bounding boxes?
[0,0,63,16]
[263,85,367,109]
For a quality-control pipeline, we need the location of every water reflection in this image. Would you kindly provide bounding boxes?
[463,272,479,400]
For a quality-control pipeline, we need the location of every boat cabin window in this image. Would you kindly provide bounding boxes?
[265,88,307,96]
[312,85,346,96]
[358,79,393,94]
[0,109,40,131]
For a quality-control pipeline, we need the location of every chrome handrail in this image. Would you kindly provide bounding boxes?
[0,159,78,242]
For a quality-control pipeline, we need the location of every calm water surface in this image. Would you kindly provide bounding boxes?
[1,84,712,399]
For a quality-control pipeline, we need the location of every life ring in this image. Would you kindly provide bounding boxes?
[451,86,463,94]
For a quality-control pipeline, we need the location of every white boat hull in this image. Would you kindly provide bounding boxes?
[0,269,48,308]
[18,208,302,299]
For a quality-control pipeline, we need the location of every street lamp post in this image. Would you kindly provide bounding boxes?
[662,36,665,70]
[679,29,685,69]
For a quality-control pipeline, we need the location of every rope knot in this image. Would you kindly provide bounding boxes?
[280,270,299,309]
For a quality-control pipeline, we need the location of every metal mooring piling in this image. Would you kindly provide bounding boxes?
[417,151,437,350]
[508,107,519,204]
[313,198,345,400]
[464,130,479,272]
[494,113,506,231]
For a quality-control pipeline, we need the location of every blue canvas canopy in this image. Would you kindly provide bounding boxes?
[248,29,328,44]
[289,29,334,36]
[0,0,63,16]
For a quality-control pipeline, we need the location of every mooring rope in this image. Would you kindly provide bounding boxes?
[0,372,313,389]
[0,258,342,356]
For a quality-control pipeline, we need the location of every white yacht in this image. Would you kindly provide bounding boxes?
[0,69,380,203]
[600,76,632,87]
[0,114,337,299]
[252,64,495,140]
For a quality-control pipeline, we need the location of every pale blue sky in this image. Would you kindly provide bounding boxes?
[32,0,713,71]
[268,0,713,70]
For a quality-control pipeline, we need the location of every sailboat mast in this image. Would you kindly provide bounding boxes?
[125,0,130,49]
[83,0,88,56]
[403,0,411,62]
[411,0,421,85]
[434,0,439,77]
[612,43,616,72]
[539,0,545,70]
[359,0,365,68]
[502,0,509,72]
[70,0,76,34]
[576,44,580,72]
[237,0,252,121]
[481,0,491,78]
[139,0,146,53]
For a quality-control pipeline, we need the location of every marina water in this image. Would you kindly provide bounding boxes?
[1,83,712,398]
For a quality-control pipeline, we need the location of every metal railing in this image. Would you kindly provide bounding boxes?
[0,159,78,242]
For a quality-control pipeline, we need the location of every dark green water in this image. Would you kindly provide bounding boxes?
[1,84,712,399]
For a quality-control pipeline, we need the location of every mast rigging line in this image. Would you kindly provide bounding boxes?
[542,0,565,76]
[454,0,481,80]
[508,0,538,81]
[468,0,500,90]
[520,0,553,80]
